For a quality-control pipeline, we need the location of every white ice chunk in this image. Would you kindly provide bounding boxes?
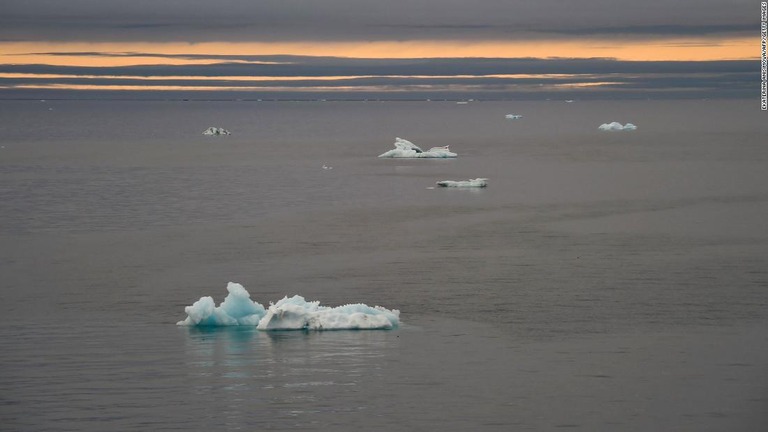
[177,283,400,330]
[505,114,523,119]
[202,126,231,135]
[378,137,457,158]
[257,296,399,330]
[598,122,637,131]
[436,178,488,188]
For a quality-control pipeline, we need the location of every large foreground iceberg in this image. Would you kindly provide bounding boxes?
[202,126,231,135]
[378,137,457,158]
[177,282,400,330]
[598,122,637,131]
[436,178,488,188]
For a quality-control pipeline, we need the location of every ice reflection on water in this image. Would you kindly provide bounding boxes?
[181,327,398,427]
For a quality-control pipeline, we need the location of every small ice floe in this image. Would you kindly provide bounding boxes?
[505,114,523,120]
[565,99,574,103]
[202,126,231,136]
[322,164,333,170]
[436,178,488,188]
[598,122,637,131]
[378,137,457,158]
[177,282,400,330]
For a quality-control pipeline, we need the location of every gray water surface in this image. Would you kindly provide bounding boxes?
[1,99,767,430]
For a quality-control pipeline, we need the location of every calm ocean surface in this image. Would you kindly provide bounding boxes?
[1,99,767,430]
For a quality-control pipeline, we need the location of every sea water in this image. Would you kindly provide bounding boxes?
[1,99,767,430]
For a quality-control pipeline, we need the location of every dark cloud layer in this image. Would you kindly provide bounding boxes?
[0,55,755,99]
[1,1,758,99]
[1,72,754,90]
[0,0,758,42]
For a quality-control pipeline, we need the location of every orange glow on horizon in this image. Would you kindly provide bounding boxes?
[1,37,754,93]
[0,72,590,81]
[0,36,758,67]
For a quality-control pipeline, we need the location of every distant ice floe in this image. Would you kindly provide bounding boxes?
[505,114,523,119]
[378,137,457,158]
[177,282,400,330]
[598,122,637,131]
[202,127,231,135]
[436,178,488,188]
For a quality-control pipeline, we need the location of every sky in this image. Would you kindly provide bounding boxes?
[0,0,760,99]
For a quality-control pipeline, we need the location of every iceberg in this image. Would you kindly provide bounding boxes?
[436,178,488,188]
[505,114,523,119]
[202,126,231,135]
[177,282,266,326]
[598,122,637,131]
[177,282,400,330]
[378,137,457,158]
